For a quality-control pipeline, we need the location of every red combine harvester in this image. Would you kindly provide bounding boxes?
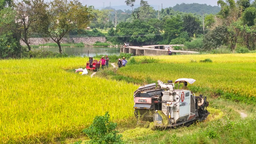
[86,60,100,71]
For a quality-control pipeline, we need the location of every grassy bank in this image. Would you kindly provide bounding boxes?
[30,42,85,49]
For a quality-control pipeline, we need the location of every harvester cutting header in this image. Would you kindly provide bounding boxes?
[134,78,209,128]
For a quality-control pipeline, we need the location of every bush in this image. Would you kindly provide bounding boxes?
[140,57,159,64]
[184,38,203,50]
[236,47,249,53]
[93,41,110,47]
[200,58,212,63]
[73,42,84,47]
[170,37,186,44]
[173,46,183,50]
[129,57,137,64]
[119,53,132,60]
[24,50,69,58]
[83,112,123,144]
[94,53,132,63]
[69,28,105,37]
[211,47,231,54]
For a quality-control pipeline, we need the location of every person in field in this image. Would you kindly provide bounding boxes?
[122,57,127,66]
[89,57,93,68]
[105,55,109,68]
[118,59,122,68]
[100,56,106,69]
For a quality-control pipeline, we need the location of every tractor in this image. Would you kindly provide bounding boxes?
[133,78,209,128]
[86,60,100,71]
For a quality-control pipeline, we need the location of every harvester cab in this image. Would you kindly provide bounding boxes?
[133,78,209,128]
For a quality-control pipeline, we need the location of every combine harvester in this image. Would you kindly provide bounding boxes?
[134,78,209,128]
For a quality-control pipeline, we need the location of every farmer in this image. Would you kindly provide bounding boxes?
[168,48,172,55]
[105,55,109,68]
[122,57,127,67]
[100,56,106,69]
[118,59,122,68]
[89,57,93,68]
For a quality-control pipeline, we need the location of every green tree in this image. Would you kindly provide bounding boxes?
[0,7,21,58]
[183,14,201,37]
[0,0,12,9]
[89,7,113,29]
[217,0,239,25]
[205,14,215,29]
[40,0,93,54]
[203,25,228,50]
[110,19,161,45]
[242,7,256,26]
[163,16,183,43]
[15,0,47,51]
[132,3,156,21]
[237,0,250,12]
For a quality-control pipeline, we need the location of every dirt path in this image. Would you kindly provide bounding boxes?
[111,63,116,68]
[238,111,248,119]
[90,72,96,78]
[91,63,116,78]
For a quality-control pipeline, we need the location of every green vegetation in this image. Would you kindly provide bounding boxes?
[184,38,203,50]
[94,53,132,63]
[93,41,110,47]
[26,49,69,58]
[83,112,123,143]
[69,28,105,37]
[29,43,84,48]
[173,46,183,50]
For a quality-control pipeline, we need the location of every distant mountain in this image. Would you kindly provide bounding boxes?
[97,5,159,11]
[172,3,220,15]
[97,3,220,15]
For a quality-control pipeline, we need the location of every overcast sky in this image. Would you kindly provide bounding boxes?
[82,0,219,8]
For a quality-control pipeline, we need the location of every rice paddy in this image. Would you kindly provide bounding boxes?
[1,53,256,143]
[0,58,138,143]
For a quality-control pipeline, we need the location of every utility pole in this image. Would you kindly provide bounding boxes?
[158,6,160,20]
[115,10,117,28]
[161,3,163,10]
[203,13,205,35]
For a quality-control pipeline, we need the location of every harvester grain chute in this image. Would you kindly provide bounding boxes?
[133,78,209,128]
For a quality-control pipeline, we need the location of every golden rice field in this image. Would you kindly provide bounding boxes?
[1,53,256,143]
[119,54,256,99]
[0,58,138,143]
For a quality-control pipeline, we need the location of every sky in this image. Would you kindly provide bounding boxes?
[81,0,219,9]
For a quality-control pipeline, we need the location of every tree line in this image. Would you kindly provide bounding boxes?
[0,0,92,58]
[203,0,256,51]
[2,0,255,59]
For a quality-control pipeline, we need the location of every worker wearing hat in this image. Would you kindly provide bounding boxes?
[89,57,93,68]
[100,56,106,69]
[118,58,122,68]
[105,55,109,68]
[122,57,127,67]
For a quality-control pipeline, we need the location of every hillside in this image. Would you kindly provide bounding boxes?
[173,3,220,15]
